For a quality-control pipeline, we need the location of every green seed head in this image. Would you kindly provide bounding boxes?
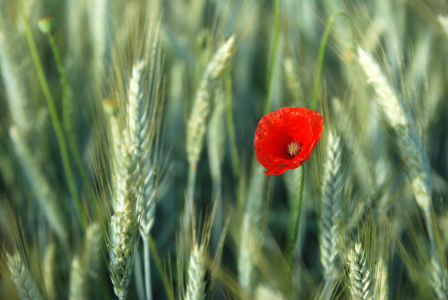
[38,14,56,34]
[287,141,302,156]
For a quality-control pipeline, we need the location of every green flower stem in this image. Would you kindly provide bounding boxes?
[47,34,94,204]
[311,12,354,111]
[286,164,305,267]
[225,68,243,209]
[20,1,86,230]
[263,0,280,115]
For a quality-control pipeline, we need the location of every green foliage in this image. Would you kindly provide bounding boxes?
[1,0,448,299]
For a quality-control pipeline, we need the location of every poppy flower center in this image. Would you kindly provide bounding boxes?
[287,141,302,156]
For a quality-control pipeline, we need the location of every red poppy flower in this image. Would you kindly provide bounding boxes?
[254,107,324,176]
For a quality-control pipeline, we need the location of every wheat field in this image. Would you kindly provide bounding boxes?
[0,0,448,299]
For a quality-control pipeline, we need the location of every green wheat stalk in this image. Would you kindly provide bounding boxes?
[19,0,85,229]
[44,30,94,204]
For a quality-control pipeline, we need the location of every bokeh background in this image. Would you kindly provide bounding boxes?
[1,0,448,299]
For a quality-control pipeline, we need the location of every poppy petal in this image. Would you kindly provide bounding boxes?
[254,107,324,176]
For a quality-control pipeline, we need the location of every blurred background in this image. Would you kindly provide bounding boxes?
[1,0,448,299]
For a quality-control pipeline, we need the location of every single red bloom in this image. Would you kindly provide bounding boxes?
[254,107,324,176]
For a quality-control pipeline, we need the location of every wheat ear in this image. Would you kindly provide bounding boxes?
[186,35,235,168]
[238,164,267,295]
[357,47,445,298]
[429,256,447,300]
[140,162,156,232]
[331,99,375,239]
[184,202,216,300]
[185,244,207,300]
[69,223,102,300]
[139,157,156,300]
[69,255,83,300]
[6,253,43,300]
[43,241,57,300]
[357,47,431,211]
[320,131,343,277]
[108,60,147,300]
[331,98,374,192]
[375,260,388,300]
[348,243,371,300]
[186,35,235,204]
